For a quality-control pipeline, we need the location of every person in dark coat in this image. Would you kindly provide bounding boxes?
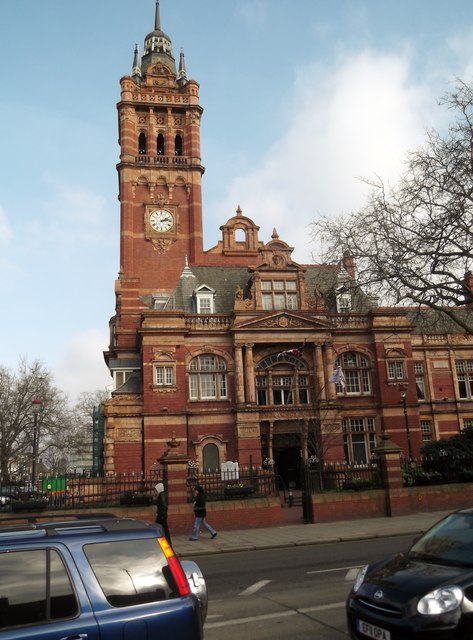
[189,485,217,541]
[155,482,171,544]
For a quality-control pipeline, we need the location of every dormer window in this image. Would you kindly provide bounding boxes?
[261,279,298,310]
[336,292,351,313]
[194,285,215,314]
[152,293,171,310]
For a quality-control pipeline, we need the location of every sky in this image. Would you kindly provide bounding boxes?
[2,0,473,402]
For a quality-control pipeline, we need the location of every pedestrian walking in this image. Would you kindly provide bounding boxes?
[155,482,172,545]
[189,485,217,541]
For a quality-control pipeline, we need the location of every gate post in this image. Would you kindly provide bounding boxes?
[301,463,315,524]
[158,434,189,506]
[373,433,404,517]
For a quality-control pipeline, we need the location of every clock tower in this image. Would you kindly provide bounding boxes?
[117,0,204,300]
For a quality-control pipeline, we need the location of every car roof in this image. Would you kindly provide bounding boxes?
[0,514,159,543]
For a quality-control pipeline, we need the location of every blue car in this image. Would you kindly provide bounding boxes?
[0,515,207,639]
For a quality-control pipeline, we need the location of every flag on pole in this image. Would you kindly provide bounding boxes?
[277,340,306,360]
[329,365,346,389]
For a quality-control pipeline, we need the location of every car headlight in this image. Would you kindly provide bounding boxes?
[353,565,369,593]
[417,586,463,615]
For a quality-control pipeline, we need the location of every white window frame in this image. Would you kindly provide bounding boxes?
[420,420,432,442]
[336,293,351,313]
[194,285,216,314]
[113,370,133,389]
[152,294,171,310]
[387,360,406,381]
[197,295,213,314]
[260,279,299,310]
[156,366,174,386]
[335,352,371,396]
[189,354,228,401]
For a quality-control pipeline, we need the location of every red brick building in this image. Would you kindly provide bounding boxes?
[102,2,473,487]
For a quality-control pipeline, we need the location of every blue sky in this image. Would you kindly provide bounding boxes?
[2,0,473,401]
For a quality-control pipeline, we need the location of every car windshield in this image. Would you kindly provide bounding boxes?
[409,512,473,566]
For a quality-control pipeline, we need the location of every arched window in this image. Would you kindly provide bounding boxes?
[189,354,227,400]
[157,133,165,155]
[256,355,309,406]
[174,134,183,156]
[335,352,371,395]
[138,132,147,154]
[202,443,219,472]
[235,228,246,243]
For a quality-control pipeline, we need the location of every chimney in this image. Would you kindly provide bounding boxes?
[342,250,356,280]
[463,270,473,304]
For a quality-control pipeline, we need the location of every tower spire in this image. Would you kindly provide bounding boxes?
[141,0,176,76]
[177,48,187,86]
[132,43,141,82]
[155,0,161,31]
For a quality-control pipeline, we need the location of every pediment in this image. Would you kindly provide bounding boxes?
[235,312,331,331]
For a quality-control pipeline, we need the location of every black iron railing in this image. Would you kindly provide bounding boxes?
[186,468,278,502]
[306,461,382,492]
[0,472,160,511]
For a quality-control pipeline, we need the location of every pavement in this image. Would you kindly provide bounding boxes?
[173,509,454,557]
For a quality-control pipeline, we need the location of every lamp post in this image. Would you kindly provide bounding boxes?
[31,398,42,486]
[400,390,413,461]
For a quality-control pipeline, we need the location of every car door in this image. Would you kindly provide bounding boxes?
[80,536,202,640]
[0,546,100,640]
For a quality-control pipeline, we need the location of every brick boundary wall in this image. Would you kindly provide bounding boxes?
[0,497,283,534]
[1,486,473,530]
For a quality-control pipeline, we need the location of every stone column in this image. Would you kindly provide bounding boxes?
[148,107,157,156]
[314,343,326,401]
[234,344,245,403]
[244,343,256,404]
[323,343,336,400]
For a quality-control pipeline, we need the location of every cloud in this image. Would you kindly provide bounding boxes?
[54,328,111,402]
[210,49,437,263]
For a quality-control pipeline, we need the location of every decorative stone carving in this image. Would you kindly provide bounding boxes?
[151,238,175,254]
[116,428,140,442]
[237,424,260,437]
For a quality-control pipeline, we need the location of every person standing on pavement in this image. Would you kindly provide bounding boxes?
[155,482,172,545]
[189,485,217,541]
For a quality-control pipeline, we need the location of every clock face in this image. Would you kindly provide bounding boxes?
[149,209,174,232]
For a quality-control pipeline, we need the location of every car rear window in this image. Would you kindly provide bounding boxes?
[83,537,178,607]
[0,548,78,629]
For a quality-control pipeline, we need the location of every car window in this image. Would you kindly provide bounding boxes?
[0,548,78,630]
[83,538,177,607]
[410,512,473,564]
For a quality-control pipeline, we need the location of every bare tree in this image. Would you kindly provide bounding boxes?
[311,79,473,334]
[0,359,72,482]
[0,360,110,482]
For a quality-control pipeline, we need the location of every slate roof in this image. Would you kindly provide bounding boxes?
[139,263,378,314]
[408,307,473,334]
